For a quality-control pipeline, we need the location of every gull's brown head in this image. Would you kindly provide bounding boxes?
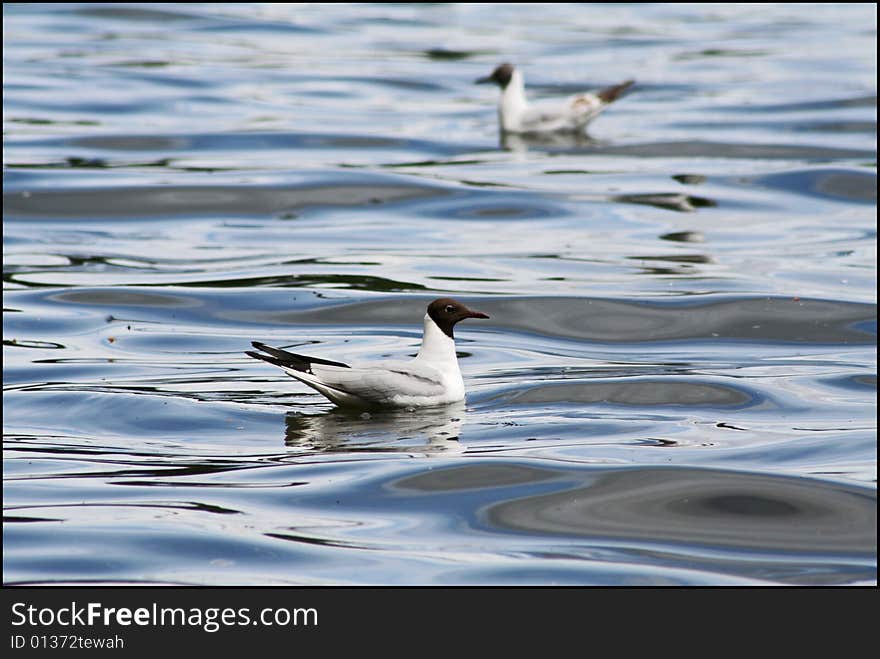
[475,62,515,89]
[426,297,489,338]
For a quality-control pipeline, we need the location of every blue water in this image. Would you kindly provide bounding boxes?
[3,3,876,585]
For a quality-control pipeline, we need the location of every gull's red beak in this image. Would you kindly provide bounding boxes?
[466,310,490,319]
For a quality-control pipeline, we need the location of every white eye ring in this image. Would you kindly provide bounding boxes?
[444,305,455,313]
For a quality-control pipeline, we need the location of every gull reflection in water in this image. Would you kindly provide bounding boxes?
[284,402,466,455]
[500,130,602,153]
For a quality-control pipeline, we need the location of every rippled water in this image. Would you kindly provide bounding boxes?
[3,3,876,585]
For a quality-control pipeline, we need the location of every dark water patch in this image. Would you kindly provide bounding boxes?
[671,119,877,135]
[3,180,450,221]
[3,339,66,350]
[70,5,206,23]
[819,374,876,393]
[429,275,507,283]
[5,117,100,127]
[478,296,876,345]
[671,174,707,185]
[64,156,112,168]
[379,158,496,170]
[395,464,557,492]
[111,60,175,69]
[434,198,568,221]
[630,254,712,264]
[193,18,325,35]
[527,140,876,161]
[29,134,187,152]
[612,193,716,212]
[659,230,705,243]
[178,273,429,292]
[739,168,877,204]
[674,48,769,60]
[11,131,474,157]
[423,48,488,61]
[486,466,876,557]
[486,378,759,408]
[49,289,197,309]
[789,120,877,134]
[4,516,62,524]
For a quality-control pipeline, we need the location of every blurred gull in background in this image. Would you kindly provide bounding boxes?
[476,62,634,135]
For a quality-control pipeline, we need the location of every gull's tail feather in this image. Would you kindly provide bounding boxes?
[247,341,351,373]
[597,79,635,104]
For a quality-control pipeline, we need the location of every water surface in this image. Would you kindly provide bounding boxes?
[3,3,876,585]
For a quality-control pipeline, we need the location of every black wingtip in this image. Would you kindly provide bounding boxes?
[246,343,304,370]
[246,341,351,370]
[245,349,283,365]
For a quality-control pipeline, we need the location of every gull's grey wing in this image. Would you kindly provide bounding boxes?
[308,360,446,403]
[519,104,572,132]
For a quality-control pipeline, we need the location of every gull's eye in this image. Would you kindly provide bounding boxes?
[444,305,456,314]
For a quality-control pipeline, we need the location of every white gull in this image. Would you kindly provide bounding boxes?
[476,62,634,134]
[247,298,489,408]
